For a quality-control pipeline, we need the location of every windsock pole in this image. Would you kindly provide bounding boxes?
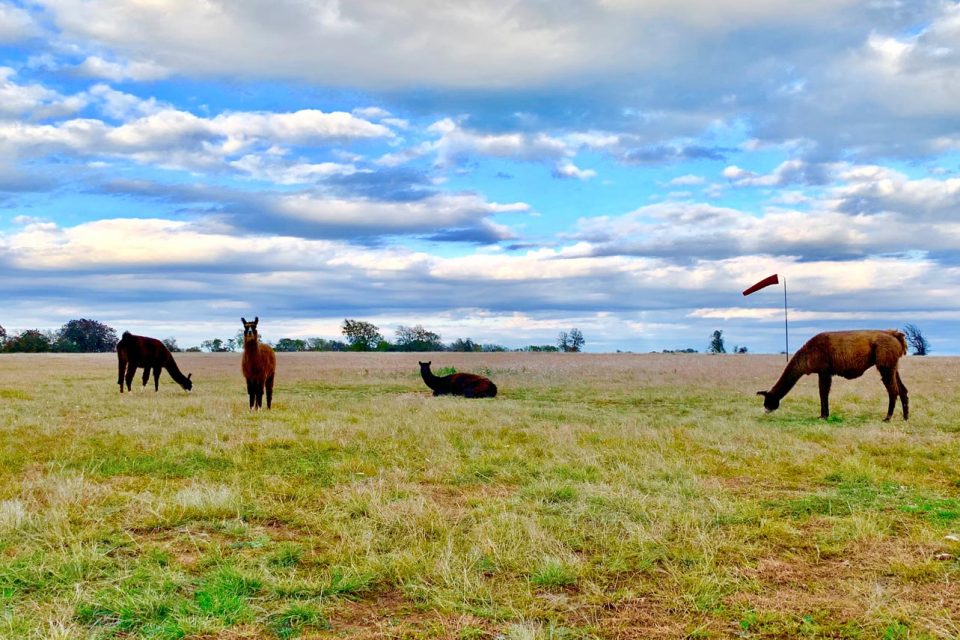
[783,277,789,361]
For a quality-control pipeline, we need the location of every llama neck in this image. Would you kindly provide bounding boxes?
[244,338,260,354]
[420,367,442,391]
[767,356,806,401]
[164,356,190,389]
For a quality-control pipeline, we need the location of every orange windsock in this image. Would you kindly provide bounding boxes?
[742,274,779,296]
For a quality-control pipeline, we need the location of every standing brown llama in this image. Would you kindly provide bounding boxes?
[241,317,276,410]
[117,331,193,393]
[419,361,497,398]
[758,329,908,421]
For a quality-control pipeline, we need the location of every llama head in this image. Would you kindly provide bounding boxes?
[418,361,431,370]
[183,372,193,392]
[756,390,779,413]
[241,316,260,344]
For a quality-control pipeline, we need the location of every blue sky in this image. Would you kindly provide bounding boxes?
[1,0,959,352]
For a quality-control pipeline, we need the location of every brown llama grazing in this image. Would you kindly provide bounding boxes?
[117,331,193,393]
[241,317,276,409]
[758,330,908,421]
[419,361,497,398]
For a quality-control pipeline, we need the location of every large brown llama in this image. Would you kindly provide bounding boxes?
[419,361,497,398]
[117,331,193,393]
[758,329,908,421]
[241,317,276,410]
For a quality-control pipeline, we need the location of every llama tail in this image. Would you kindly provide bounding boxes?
[889,330,908,356]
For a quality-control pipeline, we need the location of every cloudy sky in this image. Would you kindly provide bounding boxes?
[1,0,959,352]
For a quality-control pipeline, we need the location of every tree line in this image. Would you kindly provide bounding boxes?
[0,319,587,354]
[237,321,585,353]
[0,319,119,353]
[0,317,933,355]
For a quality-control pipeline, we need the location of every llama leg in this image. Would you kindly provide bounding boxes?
[246,379,255,409]
[140,367,150,391]
[896,371,909,420]
[818,373,832,419]
[255,381,264,410]
[125,365,137,392]
[878,366,898,422]
[265,374,274,409]
[118,359,126,393]
[152,366,161,392]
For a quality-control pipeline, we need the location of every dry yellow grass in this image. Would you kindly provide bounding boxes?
[0,352,959,639]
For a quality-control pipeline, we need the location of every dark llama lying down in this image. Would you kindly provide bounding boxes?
[117,331,193,393]
[419,361,497,398]
[758,329,908,421]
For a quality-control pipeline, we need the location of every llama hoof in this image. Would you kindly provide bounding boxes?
[883,416,892,422]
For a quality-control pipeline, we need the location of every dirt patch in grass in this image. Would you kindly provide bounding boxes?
[315,590,492,639]
[574,596,705,639]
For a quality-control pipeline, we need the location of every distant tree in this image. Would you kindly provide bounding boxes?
[568,328,585,352]
[394,325,444,351]
[162,337,181,352]
[185,346,202,352]
[523,345,560,352]
[733,345,748,354]
[56,318,118,353]
[201,338,233,353]
[449,337,481,352]
[557,328,585,352]
[662,348,698,354]
[341,319,383,351]
[6,329,52,353]
[275,338,308,352]
[306,337,348,352]
[708,330,726,354]
[0,324,6,346]
[481,344,508,352]
[903,324,930,356]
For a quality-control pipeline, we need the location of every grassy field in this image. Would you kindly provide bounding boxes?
[1,352,960,639]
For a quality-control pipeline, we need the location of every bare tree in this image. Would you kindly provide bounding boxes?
[903,324,930,356]
[557,328,585,352]
[394,324,443,351]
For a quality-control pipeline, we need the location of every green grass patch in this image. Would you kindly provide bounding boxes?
[2,353,959,638]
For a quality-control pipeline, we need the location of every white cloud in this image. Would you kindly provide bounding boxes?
[30,0,870,91]
[269,192,528,236]
[669,174,706,186]
[0,67,84,118]
[723,160,833,187]
[76,55,169,82]
[553,160,596,180]
[229,154,359,184]
[0,103,393,171]
[0,3,38,43]
[429,118,569,167]
[87,83,165,120]
[830,164,960,220]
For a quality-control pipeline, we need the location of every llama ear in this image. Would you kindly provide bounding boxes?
[241,317,247,324]
[254,316,259,325]
[187,373,192,380]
